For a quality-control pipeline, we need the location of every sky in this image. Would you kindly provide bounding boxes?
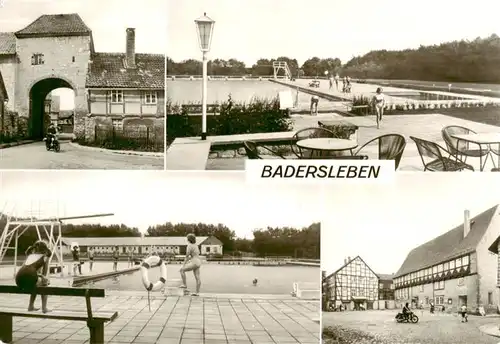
[167,0,500,66]
[1,0,167,109]
[321,173,500,276]
[0,171,321,238]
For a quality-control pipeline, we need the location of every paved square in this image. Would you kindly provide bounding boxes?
[0,292,319,344]
[322,310,499,344]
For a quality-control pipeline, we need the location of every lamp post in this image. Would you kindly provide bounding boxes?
[195,13,215,140]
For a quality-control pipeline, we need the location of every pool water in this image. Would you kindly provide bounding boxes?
[167,79,328,105]
[82,263,319,295]
[387,92,476,101]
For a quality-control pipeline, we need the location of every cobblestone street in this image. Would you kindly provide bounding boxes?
[322,310,500,344]
[0,142,163,169]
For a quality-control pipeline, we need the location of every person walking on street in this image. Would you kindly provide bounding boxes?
[460,304,468,322]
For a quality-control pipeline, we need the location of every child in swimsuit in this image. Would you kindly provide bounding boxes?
[180,234,202,296]
[112,247,119,271]
[310,96,319,116]
[16,240,52,313]
[88,248,94,272]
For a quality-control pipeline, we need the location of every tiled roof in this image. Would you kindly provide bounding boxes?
[394,205,498,278]
[15,14,91,38]
[377,274,394,281]
[0,70,7,100]
[61,236,210,247]
[86,53,164,89]
[0,32,16,55]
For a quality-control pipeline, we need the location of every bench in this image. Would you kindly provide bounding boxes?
[0,285,117,344]
[181,104,219,115]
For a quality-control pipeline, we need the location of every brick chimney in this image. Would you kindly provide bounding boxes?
[125,28,136,68]
[464,210,471,238]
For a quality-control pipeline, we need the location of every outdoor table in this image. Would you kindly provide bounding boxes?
[296,138,358,158]
[318,120,359,140]
[451,133,500,171]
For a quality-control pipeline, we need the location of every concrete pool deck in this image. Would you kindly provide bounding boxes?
[2,291,320,344]
[206,112,500,171]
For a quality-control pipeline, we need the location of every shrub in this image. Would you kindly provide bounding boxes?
[167,95,292,145]
[350,95,371,116]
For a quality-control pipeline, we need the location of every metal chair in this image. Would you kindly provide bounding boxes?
[354,134,406,170]
[442,126,490,170]
[410,136,474,171]
[291,127,337,159]
[243,141,286,159]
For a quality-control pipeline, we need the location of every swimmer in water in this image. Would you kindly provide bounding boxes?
[15,240,52,313]
[179,233,202,296]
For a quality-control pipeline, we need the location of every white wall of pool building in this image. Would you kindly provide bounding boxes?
[60,236,223,256]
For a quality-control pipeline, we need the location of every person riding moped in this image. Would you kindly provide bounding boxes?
[46,123,58,148]
[402,302,411,320]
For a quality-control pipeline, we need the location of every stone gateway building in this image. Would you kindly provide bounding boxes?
[0,13,164,141]
[394,206,500,314]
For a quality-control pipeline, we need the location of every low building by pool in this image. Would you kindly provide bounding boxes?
[61,235,223,256]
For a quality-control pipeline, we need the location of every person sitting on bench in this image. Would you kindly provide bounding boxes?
[15,240,52,313]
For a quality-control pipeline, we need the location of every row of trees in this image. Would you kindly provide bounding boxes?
[167,56,342,78]
[168,34,500,82]
[0,214,319,258]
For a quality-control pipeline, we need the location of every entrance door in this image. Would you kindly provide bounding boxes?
[458,295,467,307]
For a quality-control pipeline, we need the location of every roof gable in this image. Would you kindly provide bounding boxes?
[325,255,378,281]
[0,32,16,55]
[15,14,91,38]
[0,71,8,100]
[394,205,498,277]
[200,236,224,245]
[86,53,164,89]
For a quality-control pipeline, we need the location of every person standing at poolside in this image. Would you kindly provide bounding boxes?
[88,247,94,272]
[72,245,82,275]
[180,234,202,296]
[372,87,386,129]
[334,74,340,91]
[128,248,134,267]
[329,75,333,90]
[310,95,319,116]
[112,246,119,271]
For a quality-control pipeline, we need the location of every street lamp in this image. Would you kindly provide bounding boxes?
[195,13,215,140]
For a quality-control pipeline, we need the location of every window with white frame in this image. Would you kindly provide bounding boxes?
[435,295,444,305]
[31,53,44,65]
[433,280,445,290]
[110,90,124,103]
[144,91,157,104]
[462,255,469,266]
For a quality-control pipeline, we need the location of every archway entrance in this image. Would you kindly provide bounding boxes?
[29,78,74,140]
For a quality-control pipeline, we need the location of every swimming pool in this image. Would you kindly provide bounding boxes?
[166,79,334,106]
[386,91,477,101]
[81,263,319,295]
